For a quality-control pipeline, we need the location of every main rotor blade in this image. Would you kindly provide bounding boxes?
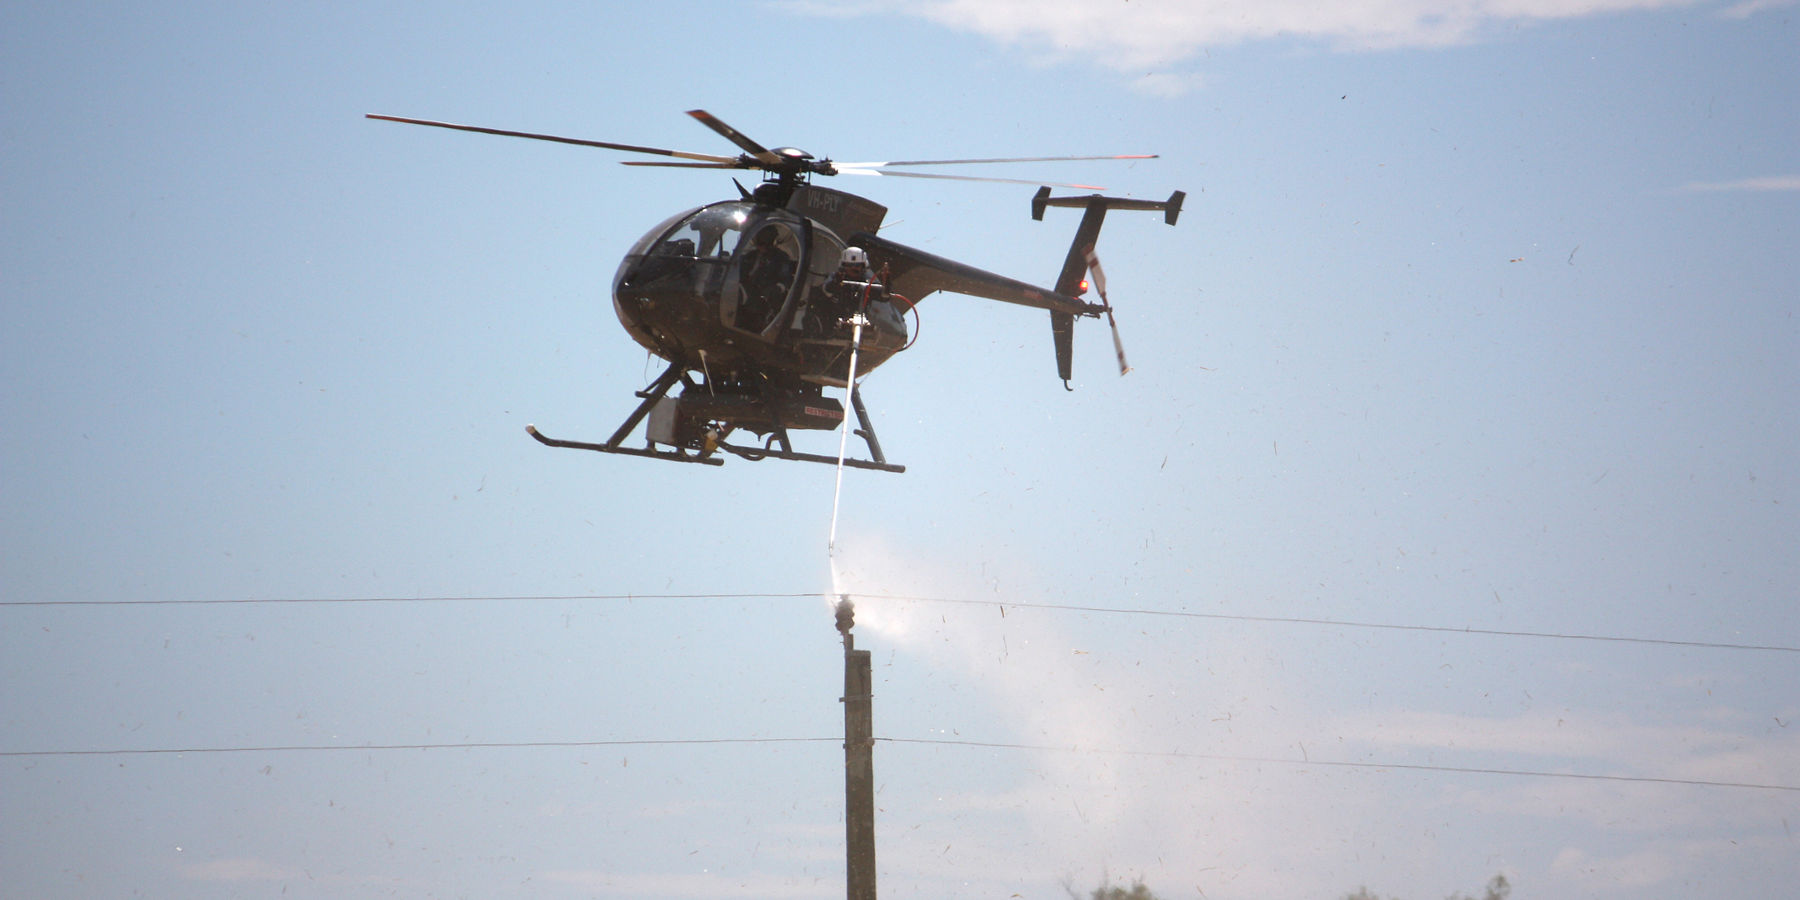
[836,167,1105,191]
[685,110,784,167]
[838,154,1157,168]
[366,114,741,165]
[620,161,745,169]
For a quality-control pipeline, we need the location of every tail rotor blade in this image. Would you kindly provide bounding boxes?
[1085,249,1109,300]
[1085,249,1130,375]
[1109,313,1131,376]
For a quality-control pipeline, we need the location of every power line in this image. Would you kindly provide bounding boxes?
[877,736,1800,794]
[5,591,1794,654]
[0,737,838,759]
[0,592,819,607]
[9,734,1792,795]
[847,593,1800,655]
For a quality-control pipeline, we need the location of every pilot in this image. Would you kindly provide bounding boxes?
[738,225,793,329]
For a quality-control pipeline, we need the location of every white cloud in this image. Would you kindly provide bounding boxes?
[1676,174,1800,192]
[1717,0,1798,18]
[832,0,1703,69]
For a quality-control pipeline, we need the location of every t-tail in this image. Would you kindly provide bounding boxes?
[1034,187,1185,388]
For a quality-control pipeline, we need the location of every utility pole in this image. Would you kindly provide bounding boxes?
[835,596,876,900]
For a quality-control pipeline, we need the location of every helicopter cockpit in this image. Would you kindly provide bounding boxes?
[614,201,851,361]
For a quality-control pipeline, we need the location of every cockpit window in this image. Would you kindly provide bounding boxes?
[617,201,809,339]
[734,220,800,334]
[653,203,752,259]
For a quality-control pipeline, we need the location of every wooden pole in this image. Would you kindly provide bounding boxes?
[836,597,877,900]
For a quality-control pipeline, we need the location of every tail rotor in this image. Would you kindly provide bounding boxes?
[1084,248,1131,376]
[1037,189,1184,384]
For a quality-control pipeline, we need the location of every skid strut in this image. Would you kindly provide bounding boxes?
[527,364,904,472]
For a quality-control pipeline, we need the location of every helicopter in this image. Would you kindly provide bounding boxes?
[367,110,1184,473]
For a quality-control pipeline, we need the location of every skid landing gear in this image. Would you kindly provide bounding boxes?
[527,363,905,473]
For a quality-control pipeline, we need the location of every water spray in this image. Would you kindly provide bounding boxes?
[827,311,869,556]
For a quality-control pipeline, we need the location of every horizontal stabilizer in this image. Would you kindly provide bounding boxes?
[1034,188,1186,385]
[1032,188,1185,225]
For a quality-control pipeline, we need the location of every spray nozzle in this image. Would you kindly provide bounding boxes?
[834,596,855,635]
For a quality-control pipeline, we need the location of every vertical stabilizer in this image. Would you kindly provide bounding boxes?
[1033,188,1184,386]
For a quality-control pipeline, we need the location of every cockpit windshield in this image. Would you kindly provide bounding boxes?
[650,203,752,260]
[615,201,809,341]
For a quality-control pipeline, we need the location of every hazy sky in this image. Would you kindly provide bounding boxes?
[3,2,1795,900]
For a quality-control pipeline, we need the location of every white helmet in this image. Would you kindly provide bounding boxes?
[840,247,869,268]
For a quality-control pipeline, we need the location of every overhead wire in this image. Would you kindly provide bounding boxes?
[6,593,1792,792]
[5,734,1793,794]
[843,593,1800,654]
[875,737,1800,794]
[0,737,837,759]
[0,592,824,607]
[7,591,1793,654]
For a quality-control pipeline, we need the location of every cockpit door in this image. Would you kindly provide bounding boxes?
[725,216,806,339]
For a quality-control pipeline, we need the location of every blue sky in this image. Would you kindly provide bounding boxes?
[2,2,1795,899]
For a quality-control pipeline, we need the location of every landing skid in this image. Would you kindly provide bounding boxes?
[527,363,905,473]
[525,424,903,473]
[718,440,904,473]
[526,425,725,466]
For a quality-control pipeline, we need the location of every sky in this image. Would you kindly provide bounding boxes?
[1,2,1795,899]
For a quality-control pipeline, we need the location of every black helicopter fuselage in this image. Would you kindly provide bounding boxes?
[612,188,909,396]
[366,108,1180,470]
